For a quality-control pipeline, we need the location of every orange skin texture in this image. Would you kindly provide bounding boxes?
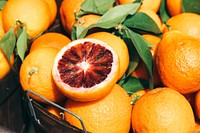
[59,0,84,35]
[155,31,200,94]
[166,0,182,16]
[30,32,71,53]
[132,87,195,133]
[46,105,63,119]
[44,0,58,25]
[2,0,51,40]
[0,49,14,80]
[0,10,5,39]
[65,84,132,133]
[20,48,65,103]
[165,13,200,41]
[118,0,162,13]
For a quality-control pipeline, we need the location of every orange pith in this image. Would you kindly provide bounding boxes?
[52,38,119,102]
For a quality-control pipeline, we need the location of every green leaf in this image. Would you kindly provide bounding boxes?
[78,3,141,38]
[182,0,200,14]
[123,27,153,89]
[16,28,28,61]
[123,12,162,34]
[0,27,16,59]
[121,76,149,95]
[78,0,115,16]
[0,0,6,10]
[159,0,170,22]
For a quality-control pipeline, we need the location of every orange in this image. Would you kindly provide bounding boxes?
[29,32,71,53]
[19,47,65,103]
[118,0,161,13]
[2,0,51,39]
[0,10,5,39]
[0,49,14,80]
[59,0,84,35]
[194,121,200,132]
[131,34,162,87]
[44,0,57,25]
[130,89,149,104]
[74,14,101,29]
[46,105,63,119]
[86,31,129,80]
[64,84,132,133]
[195,91,200,120]
[155,31,200,94]
[138,8,163,32]
[166,0,182,16]
[132,87,195,133]
[52,38,119,102]
[165,13,200,40]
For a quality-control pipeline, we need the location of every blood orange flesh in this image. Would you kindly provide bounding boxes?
[52,38,119,101]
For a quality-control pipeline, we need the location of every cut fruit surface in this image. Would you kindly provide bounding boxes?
[52,38,119,101]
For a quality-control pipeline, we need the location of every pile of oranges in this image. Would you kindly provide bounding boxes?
[1,0,200,132]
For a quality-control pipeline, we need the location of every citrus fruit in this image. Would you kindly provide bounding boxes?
[195,90,200,120]
[131,34,162,87]
[155,30,200,94]
[19,47,65,103]
[44,0,57,25]
[52,38,119,102]
[132,87,195,133]
[29,32,71,53]
[59,0,84,35]
[165,13,200,40]
[2,0,51,39]
[46,105,63,119]
[118,0,161,13]
[0,49,14,80]
[194,121,200,132]
[166,0,182,16]
[130,89,149,104]
[86,31,129,80]
[64,84,132,133]
[0,10,5,39]
[138,8,163,32]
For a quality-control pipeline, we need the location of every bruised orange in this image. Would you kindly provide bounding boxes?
[65,84,132,133]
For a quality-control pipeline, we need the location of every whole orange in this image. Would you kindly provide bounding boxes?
[44,0,57,25]
[0,49,14,80]
[155,31,200,94]
[19,47,65,103]
[64,84,132,133]
[132,87,195,133]
[59,0,84,35]
[86,31,129,80]
[118,0,161,13]
[165,13,200,40]
[166,0,182,16]
[30,32,71,53]
[2,0,51,39]
[46,105,63,119]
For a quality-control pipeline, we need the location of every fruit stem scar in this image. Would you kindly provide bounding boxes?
[28,67,38,78]
[16,19,25,28]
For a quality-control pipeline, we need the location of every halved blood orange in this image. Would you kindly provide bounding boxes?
[52,38,119,102]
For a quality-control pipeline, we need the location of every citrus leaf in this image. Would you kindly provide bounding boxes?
[78,0,115,16]
[123,12,162,34]
[121,76,149,95]
[182,0,200,14]
[0,0,6,10]
[159,0,170,22]
[78,3,141,38]
[123,27,153,89]
[0,27,16,59]
[16,28,28,61]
